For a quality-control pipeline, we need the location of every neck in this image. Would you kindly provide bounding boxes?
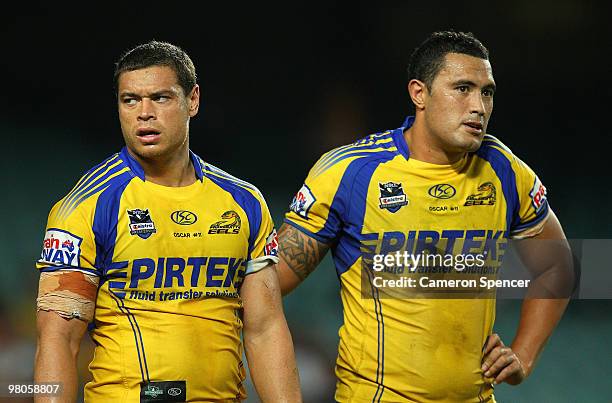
[404,117,466,165]
[129,145,196,187]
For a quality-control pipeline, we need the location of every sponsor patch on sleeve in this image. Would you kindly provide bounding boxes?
[264,229,279,257]
[39,228,82,267]
[529,176,547,212]
[289,184,316,219]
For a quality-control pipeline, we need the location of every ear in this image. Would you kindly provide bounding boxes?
[187,84,201,117]
[407,79,427,111]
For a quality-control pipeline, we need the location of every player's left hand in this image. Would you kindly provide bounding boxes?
[481,333,528,385]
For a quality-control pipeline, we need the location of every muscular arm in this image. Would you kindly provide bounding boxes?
[276,223,331,295]
[34,271,98,403]
[35,311,87,403]
[241,265,302,402]
[482,210,573,384]
[510,210,572,374]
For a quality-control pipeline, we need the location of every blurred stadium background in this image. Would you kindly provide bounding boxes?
[1,1,611,402]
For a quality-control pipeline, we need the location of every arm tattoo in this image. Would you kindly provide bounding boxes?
[278,223,330,281]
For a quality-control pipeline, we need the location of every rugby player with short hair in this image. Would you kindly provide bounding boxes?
[277,31,573,402]
[34,41,302,402]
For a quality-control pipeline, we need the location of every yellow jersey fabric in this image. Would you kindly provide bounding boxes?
[285,116,549,402]
[37,147,279,402]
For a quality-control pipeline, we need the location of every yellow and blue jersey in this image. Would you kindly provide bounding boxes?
[285,116,549,402]
[37,147,279,402]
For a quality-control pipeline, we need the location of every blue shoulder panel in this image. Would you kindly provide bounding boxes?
[475,143,520,234]
[204,172,262,260]
[332,152,397,276]
[92,171,135,274]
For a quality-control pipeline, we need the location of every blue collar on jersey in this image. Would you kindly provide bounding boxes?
[392,116,415,160]
[119,146,204,182]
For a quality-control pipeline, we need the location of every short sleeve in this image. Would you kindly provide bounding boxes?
[36,196,101,277]
[510,156,550,239]
[245,193,280,275]
[284,151,348,244]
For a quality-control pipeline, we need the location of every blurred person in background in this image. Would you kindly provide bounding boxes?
[276,30,573,402]
[34,41,300,402]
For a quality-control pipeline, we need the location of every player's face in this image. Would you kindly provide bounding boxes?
[422,53,495,154]
[117,66,199,162]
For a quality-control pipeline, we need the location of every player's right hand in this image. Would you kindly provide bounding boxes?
[481,333,528,385]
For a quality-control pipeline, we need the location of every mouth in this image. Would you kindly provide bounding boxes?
[136,127,161,144]
[462,120,484,135]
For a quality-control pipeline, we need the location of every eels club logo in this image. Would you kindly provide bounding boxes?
[209,211,242,234]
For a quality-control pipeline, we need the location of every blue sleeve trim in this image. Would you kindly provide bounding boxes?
[282,218,332,244]
[39,266,101,276]
[511,202,550,234]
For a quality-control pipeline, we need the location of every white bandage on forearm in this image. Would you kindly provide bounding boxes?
[36,271,99,322]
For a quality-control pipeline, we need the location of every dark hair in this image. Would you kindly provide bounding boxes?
[407,30,489,89]
[114,40,197,96]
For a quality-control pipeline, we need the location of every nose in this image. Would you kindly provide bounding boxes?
[470,92,486,117]
[138,98,156,121]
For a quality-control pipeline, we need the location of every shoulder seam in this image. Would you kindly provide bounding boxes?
[202,161,259,192]
[312,131,395,175]
[481,134,513,155]
[477,138,515,165]
[203,164,265,204]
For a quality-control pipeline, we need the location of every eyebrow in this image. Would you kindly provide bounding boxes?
[119,90,176,98]
[453,79,497,92]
